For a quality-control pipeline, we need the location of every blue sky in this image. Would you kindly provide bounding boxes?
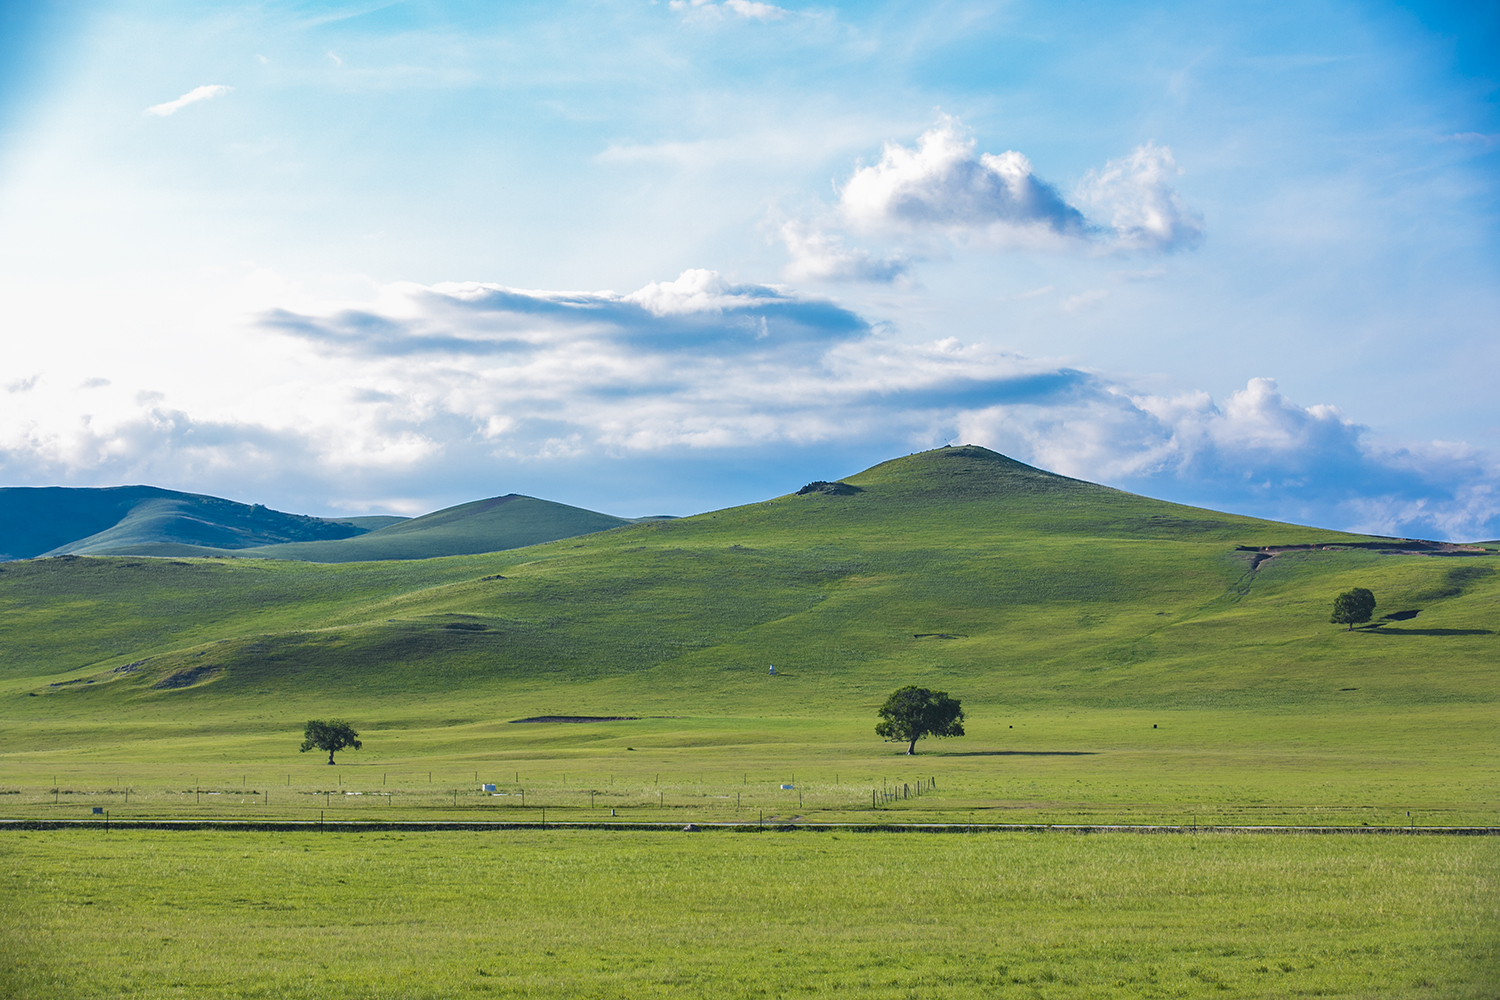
[0,0,1496,538]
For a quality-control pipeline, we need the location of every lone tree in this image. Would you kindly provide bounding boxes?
[875,686,965,755]
[1331,588,1376,631]
[300,720,362,765]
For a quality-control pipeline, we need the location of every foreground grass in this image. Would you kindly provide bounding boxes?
[1,830,1494,999]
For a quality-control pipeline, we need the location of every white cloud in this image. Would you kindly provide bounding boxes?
[956,377,1500,540]
[670,0,788,20]
[143,85,232,117]
[839,117,1088,244]
[780,119,1205,284]
[3,273,1495,540]
[1074,142,1204,252]
[623,268,783,316]
[779,221,910,283]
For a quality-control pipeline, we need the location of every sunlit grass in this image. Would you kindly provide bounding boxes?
[1,829,1494,999]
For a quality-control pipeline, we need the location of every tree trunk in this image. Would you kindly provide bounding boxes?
[907,739,917,755]
[327,749,336,764]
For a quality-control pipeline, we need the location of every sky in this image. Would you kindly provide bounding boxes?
[0,0,1497,538]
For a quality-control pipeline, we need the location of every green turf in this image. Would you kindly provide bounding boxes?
[1,829,1494,999]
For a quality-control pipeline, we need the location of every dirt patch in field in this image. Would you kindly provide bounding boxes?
[152,665,222,689]
[797,481,863,496]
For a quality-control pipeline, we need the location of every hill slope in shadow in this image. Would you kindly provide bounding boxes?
[0,486,384,560]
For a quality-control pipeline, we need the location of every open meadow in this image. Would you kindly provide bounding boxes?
[2,448,1497,995]
[1,828,1495,1000]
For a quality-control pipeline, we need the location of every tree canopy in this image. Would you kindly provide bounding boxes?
[1330,588,1376,630]
[875,686,964,755]
[300,719,361,764]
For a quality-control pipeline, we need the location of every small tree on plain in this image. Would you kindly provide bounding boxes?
[875,686,965,755]
[1331,588,1376,631]
[300,720,362,764]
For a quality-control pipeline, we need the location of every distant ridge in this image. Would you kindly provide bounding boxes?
[213,494,639,562]
[0,486,379,561]
[0,487,643,563]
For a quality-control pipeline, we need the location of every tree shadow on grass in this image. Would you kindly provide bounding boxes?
[1362,628,1492,636]
[938,750,1099,757]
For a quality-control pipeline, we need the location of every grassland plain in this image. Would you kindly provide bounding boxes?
[0,829,1494,1000]
[1,447,1497,996]
[1,447,1495,826]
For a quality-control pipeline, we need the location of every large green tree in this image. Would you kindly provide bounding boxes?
[300,720,362,764]
[875,686,965,755]
[1330,588,1376,631]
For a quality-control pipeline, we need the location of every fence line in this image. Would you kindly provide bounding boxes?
[1,818,1493,835]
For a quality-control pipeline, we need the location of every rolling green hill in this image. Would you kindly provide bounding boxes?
[213,493,640,562]
[0,485,643,563]
[1,445,1496,827]
[0,485,384,560]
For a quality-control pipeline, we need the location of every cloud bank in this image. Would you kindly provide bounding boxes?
[1,271,1494,539]
[143,84,231,117]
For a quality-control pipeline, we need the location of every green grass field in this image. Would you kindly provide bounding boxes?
[1,829,1494,999]
[2,447,1494,825]
[2,446,1496,996]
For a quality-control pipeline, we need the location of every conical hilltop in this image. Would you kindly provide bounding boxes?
[757,444,1279,544]
[845,444,1097,498]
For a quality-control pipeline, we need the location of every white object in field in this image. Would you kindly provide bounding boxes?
[482,783,496,792]
[768,664,776,675]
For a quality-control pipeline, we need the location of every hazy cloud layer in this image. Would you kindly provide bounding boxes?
[1,272,1495,539]
[782,119,1204,281]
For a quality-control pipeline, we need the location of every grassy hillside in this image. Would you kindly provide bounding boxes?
[216,493,637,562]
[0,486,377,559]
[4,486,634,563]
[1,446,1496,826]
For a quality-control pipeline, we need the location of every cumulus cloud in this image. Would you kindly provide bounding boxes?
[3,271,1495,539]
[839,118,1087,243]
[143,84,232,117]
[1074,142,1204,252]
[781,119,1205,282]
[955,377,1500,541]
